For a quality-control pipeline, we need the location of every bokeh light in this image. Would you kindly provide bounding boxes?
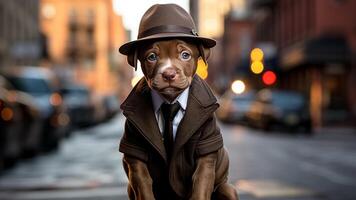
[196,58,208,80]
[49,93,63,106]
[231,80,246,94]
[262,71,277,85]
[251,61,264,74]
[1,107,14,121]
[250,48,264,61]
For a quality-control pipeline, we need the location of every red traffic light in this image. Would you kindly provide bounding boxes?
[262,71,277,85]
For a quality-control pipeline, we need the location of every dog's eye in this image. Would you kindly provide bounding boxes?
[180,51,191,61]
[147,53,157,62]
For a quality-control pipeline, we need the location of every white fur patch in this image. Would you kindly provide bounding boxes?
[158,59,173,74]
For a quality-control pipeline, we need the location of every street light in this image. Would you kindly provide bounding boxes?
[262,71,277,85]
[250,48,264,74]
[231,80,245,94]
[251,61,264,74]
[250,48,264,61]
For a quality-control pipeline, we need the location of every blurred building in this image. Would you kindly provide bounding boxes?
[0,0,42,68]
[220,11,255,92]
[190,0,246,38]
[189,0,247,91]
[40,0,132,99]
[250,0,356,127]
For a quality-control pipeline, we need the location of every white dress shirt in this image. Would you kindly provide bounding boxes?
[151,87,189,140]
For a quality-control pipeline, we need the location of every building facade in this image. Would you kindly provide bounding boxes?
[40,0,131,98]
[220,11,255,92]
[190,0,246,38]
[251,0,356,127]
[189,0,247,91]
[0,0,42,68]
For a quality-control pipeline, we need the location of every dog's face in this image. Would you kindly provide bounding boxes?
[138,39,201,102]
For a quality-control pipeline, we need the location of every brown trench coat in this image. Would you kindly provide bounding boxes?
[119,76,229,199]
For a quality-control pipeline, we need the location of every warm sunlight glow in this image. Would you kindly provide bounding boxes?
[196,58,208,80]
[131,75,143,87]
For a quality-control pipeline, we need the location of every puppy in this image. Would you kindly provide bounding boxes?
[119,39,238,200]
[139,39,201,101]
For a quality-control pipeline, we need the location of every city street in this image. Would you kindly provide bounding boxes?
[0,114,355,200]
[1,1,355,200]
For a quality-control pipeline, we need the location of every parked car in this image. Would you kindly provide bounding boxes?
[0,79,23,168]
[246,89,312,133]
[217,90,256,124]
[1,66,70,151]
[60,84,96,128]
[0,76,42,158]
[92,94,108,124]
[102,93,120,120]
[14,91,43,156]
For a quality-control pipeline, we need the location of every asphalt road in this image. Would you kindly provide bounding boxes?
[223,124,356,200]
[0,113,355,200]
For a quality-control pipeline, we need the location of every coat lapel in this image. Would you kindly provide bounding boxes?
[120,76,219,163]
[173,76,219,157]
[120,78,167,162]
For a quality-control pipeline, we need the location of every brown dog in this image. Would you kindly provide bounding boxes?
[139,40,201,101]
[119,4,238,200]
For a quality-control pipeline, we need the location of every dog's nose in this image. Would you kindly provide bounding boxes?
[162,69,177,81]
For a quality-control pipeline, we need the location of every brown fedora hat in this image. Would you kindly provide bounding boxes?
[119,4,216,55]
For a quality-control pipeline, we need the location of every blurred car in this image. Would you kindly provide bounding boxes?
[92,94,108,124]
[13,91,43,156]
[0,76,42,158]
[246,89,312,133]
[59,84,96,127]
[217,90,256,124]
[0,80,23,168]
[1,66,70,151]
[102,93,120,120]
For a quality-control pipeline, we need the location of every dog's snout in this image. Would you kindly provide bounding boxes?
[162,68,177,81]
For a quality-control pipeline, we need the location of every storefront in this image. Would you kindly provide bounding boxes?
[280,35,353,127]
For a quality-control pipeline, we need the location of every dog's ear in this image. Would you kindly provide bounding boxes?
[198,44,211,65]
[127,49,138,71]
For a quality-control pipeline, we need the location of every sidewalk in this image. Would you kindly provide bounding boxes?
[0,113,128,200]
[313,126,356,140]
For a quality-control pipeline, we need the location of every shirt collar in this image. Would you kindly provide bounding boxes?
[151,87,189,114]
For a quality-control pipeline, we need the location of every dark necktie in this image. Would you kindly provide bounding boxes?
[160,102,180,162]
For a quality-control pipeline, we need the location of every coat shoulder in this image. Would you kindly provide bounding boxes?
[190,75,218,107]
[120,77,150,112]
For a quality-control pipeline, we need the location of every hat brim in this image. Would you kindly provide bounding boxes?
[119,33,216,55]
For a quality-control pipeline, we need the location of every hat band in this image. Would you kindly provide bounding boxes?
[138,25,198,39]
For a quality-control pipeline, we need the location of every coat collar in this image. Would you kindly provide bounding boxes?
[121,75,219,162]
[151,87,189,114]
